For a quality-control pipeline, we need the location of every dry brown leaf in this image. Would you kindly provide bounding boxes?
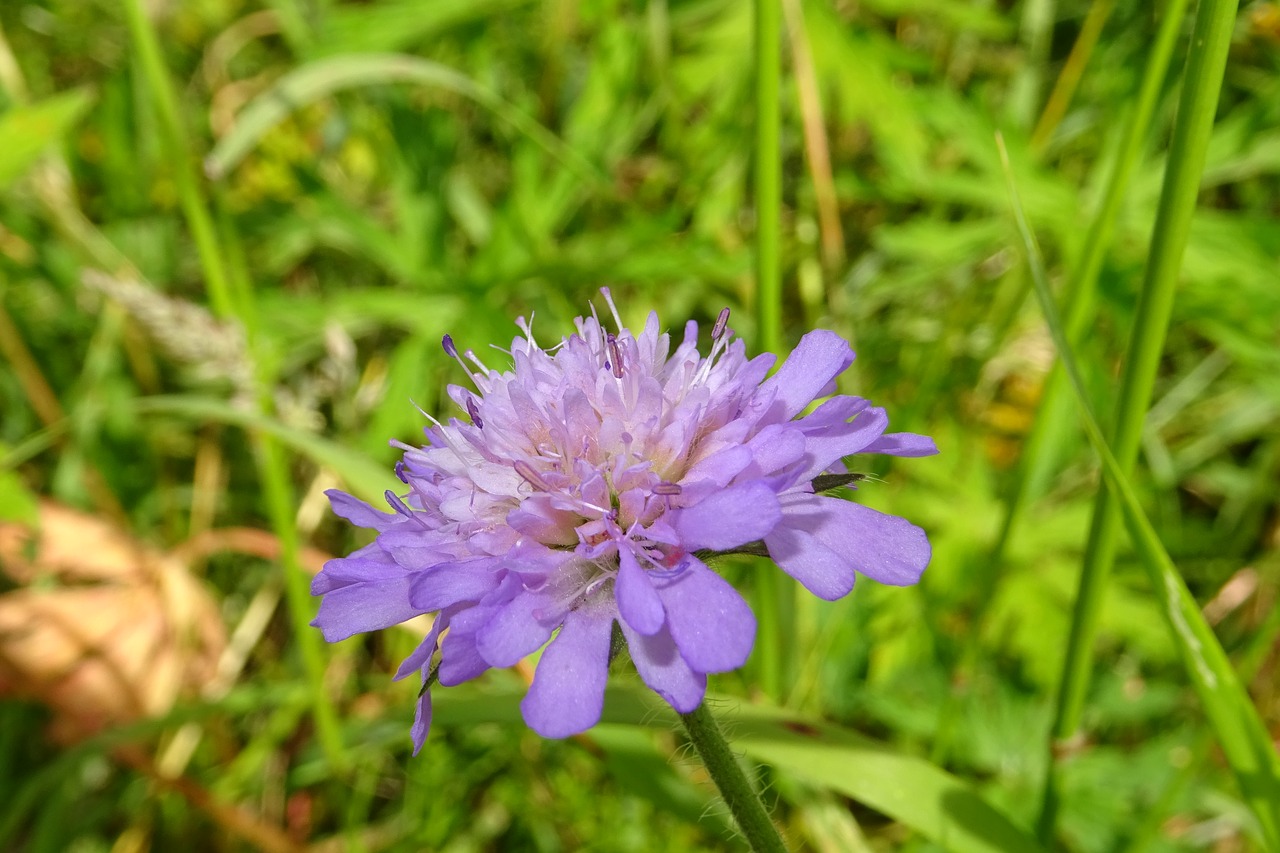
[0,500,148,585]
[0,501,225,742]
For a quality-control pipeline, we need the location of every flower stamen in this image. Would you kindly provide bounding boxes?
[606,333,624,378]
[599,286,625,332]
[466,397,484,428]
[513,460,550,491]
[384,490,422,524]
[712,307,730,340]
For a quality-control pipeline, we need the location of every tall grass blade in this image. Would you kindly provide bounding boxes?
[999,134,1280,849]
[132,395,394,504]
[754,0,782,355]
[753,0,788,702]
[204,53,602,185]
[931,0,1193,769]
[1036,0,1245,839]
[121,0,347,771]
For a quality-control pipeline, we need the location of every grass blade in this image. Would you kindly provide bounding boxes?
[931,0,1194,769]
[1036,0,1247,839]
[204,53,602,185]
[440,684,1046,853]
[121,0,347,770]
[753,0,790,704]
[0,87,94,189]
[999,135,1280,849]
[132,395,394,504]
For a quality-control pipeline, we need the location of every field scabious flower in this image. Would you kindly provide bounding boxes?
[313,291,937,751]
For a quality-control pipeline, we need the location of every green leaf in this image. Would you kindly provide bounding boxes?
[131,395,393,504]
[0,88,95,189]
[726,708,1045,853]
[436,685,1044,853]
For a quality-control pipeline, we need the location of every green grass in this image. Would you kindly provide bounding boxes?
[2,0,1279,850]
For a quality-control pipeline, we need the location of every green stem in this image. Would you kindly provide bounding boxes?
[1121,589,1280,853]
[119,0,234,319]
[1019,0,1192,504]
[755,0,782,355]
[121,0,346,772]
[931,0,1191,770]
[1036,0,1244,841]
[1030,0,1116,150]
[1003,128,1280,849]
[754,0,787,703]
[680,702,788,853]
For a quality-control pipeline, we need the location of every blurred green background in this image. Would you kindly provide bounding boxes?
[1,0,1278,850]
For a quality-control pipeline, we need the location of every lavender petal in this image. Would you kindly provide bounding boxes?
[521,610,614,737]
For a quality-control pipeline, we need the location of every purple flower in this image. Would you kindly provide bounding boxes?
[312,291,937,751]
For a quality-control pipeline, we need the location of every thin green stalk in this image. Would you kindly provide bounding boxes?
[754,0,787,703]
[1015,0,1192,512]
[1122,590,1280,853]
[1033,1,1250,835]
[1001,131,1280,850]
[1008,0,1055,127]
[755,0,782,355]
[119,0,234,319]
[1030,0,1116,150]
[930,0,1192,768]
[681,702,788,853]
[121,0,346,771]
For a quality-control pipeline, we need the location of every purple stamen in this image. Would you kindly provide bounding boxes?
[442,334,458,358]
[385,490,414,518]
[394,460,409,484]
[466,397,484,428]
[712,307,730,340]
[513,460,549,490]
[606,333,624,378]
[653,482,682,496]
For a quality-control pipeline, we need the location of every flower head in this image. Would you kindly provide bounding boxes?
[313,290,937,751]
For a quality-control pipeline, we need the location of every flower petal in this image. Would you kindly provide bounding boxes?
[408,560,504,612]
[437,604,502,686]
[410,690,433,756]
[682,445,753,488]
[521,610,614,737]
[508,495,580,547]
[475,588,566,667]
[759,330,855,421]
[312,543,407,594]
[615,547,665,635]
[311,577,418,642]
[654,557,755,673]
[767,493,930,598]
[620,620,706,712]
[794,398,888,483]
[743,423,807,479]
[672,482,782,551]
[394,614,447,680]
[326,489,395,529]
[861,432,940,458]
[763,523,856,600]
